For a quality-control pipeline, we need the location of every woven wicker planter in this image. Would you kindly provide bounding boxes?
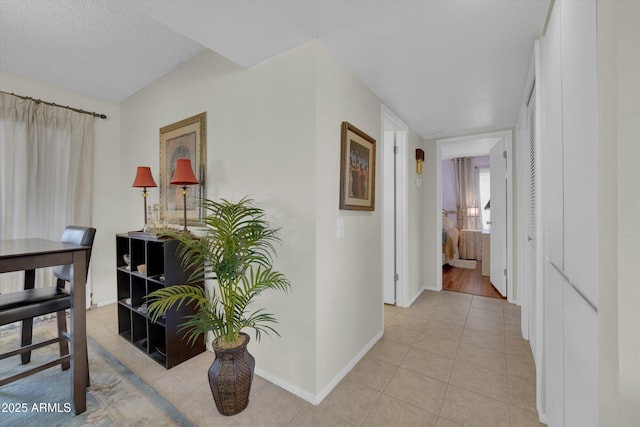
[208,333,255,416]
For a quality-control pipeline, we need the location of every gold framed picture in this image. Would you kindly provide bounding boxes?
[159,112,206,223]
[339,121,376,211]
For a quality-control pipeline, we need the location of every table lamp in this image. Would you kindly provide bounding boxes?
[132,166,157,227]
[170,158,199,233]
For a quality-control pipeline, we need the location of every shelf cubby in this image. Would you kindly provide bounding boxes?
[115,233,204,368]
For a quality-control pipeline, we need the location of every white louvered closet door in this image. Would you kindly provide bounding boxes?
[528,90,537,243]
[526,85,538,361]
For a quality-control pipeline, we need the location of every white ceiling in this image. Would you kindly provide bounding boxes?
[0,0,549,140]
[441,135,503,160]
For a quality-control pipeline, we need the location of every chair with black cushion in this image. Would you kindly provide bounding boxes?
[0,226,96,386]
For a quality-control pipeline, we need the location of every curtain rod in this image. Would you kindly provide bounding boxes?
[0,90,107,119]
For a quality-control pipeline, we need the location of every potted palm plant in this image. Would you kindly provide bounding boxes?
[146,197,291,416]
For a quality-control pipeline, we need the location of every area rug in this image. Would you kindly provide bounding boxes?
[450,258,477,270]
[0,328,196,426]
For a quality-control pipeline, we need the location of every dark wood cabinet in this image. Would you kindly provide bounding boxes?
[115,233,204,368]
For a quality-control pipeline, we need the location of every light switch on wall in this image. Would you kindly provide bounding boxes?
[337,218,344,238]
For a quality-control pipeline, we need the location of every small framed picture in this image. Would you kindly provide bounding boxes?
[339,122,376,211]
[159,112,206,223]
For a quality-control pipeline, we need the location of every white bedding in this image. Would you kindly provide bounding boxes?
[442,225,459,265]
[442,214,478,269]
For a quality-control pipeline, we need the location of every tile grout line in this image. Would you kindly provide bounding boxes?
[503,296,514,427]
[380,304,455,422]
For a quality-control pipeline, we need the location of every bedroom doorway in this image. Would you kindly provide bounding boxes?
[442,262,505,299]
[436,130,513,301]
[382,105,408,306]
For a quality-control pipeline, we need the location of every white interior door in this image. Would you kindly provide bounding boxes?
[382,106,408,306]
[490,139,507,296]
[383,129,396,304]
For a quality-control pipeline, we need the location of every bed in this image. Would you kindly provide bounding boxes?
[442,214,477,269]
[442,215,459,265]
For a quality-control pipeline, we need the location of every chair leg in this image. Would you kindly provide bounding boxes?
[20,269,37,364]
[57,310,70,371]
[56,311,90,385]
[86,343,90,387]
[20,318,33,364]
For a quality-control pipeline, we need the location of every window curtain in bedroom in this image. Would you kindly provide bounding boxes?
[0,92,94,292]
[453,157,480,230]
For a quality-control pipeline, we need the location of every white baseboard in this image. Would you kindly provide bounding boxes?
[255,329,384,406]
[314,329,383,404]
[537,406,547,424]
[254,366,318,405]
[424,283,440,292]
[93,298,117,308]
[405,285,428,307]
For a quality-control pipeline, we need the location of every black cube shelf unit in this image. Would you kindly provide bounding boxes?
[116,233,204,368]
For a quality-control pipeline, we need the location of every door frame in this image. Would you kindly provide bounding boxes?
[490,136,508,297]
[435,129,514,301]
[381,105,410,307]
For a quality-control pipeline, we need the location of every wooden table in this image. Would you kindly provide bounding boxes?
[0,238,89,414]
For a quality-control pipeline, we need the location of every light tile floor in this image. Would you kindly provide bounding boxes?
[86,290,543,426]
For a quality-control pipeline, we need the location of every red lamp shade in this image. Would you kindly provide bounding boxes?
[132,166,157,188]
[170,158,198,185]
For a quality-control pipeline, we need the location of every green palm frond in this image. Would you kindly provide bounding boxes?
[146,285,209,322]
[240,266,291,296]
[146,197,291,345]
[238,309,281,342]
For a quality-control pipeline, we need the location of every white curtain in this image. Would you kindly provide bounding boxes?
[453,157,480,230]
[0,93,94,292]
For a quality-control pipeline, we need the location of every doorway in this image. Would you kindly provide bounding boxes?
[381,106,409,306]
[436,130,513,301]
[442,262,505,299]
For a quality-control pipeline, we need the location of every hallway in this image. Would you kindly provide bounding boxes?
[341,290,542,426]
[3,291,542,426]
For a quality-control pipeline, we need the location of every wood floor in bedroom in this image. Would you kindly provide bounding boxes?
[443,261,506,299]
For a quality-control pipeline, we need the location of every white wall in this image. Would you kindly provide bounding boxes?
[0,71,121,307]
[598,1,640,425]
[407,128,428,301]
[616,3,640,420]
[118,41,428,402]
[423,139,439,289]
[120,45,319,396]
[596,1,618,424]
[314,42,384,397]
